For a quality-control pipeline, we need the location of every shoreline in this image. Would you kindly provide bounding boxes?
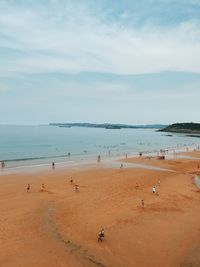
[1,143,199,175]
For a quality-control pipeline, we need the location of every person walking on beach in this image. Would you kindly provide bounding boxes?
[120,163,123,169]
[75,184,79,192]
[70,178,73,184]
[135,182,139,190]
[41,184,45,192]
[98,228,105,242]
[141,199,144,209]
[158,179,161,186]
[27,184,31,192]
[152,186,156,194]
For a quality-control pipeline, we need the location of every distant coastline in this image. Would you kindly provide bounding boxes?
[49,122,167,130]
[159,123,200,135]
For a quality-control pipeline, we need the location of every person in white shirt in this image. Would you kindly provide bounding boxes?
[152,186,156,194]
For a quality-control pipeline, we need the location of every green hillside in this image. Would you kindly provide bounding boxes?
[159,123,200,134]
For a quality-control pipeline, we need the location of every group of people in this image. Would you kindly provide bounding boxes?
[26,183,45,192]
[69,178,79,192]
[69,178,104,241]
[25,170,162,242]
[140,179,161,209]
[26,174,163,242]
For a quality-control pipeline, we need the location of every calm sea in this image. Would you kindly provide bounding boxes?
[0,125,199,169]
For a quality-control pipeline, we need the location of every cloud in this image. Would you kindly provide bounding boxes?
[0,1,200,124]
[0,0,200,75]
[1,70,200,124]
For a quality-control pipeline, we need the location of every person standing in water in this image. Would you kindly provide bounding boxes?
[1,161,5,168]
[97,155,101,163]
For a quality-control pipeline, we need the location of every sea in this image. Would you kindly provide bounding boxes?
[0,125,199,170]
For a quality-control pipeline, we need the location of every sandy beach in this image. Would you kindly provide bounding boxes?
[1,0,200,266]
[1,151,200,267]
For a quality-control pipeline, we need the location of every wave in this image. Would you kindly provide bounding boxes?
[2,154,70,162]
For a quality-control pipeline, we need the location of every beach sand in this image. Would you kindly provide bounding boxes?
[1,151,200,267]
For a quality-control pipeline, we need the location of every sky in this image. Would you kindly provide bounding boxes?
[0,0,200,125]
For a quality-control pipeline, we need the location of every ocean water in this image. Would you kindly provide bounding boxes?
[0,125,199,169]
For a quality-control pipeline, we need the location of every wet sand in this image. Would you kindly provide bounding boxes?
[1,151,200,267]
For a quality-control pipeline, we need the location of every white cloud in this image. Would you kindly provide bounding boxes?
[0,1,200,75]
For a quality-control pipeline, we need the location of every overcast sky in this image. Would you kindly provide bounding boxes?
[0,0,200,125]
